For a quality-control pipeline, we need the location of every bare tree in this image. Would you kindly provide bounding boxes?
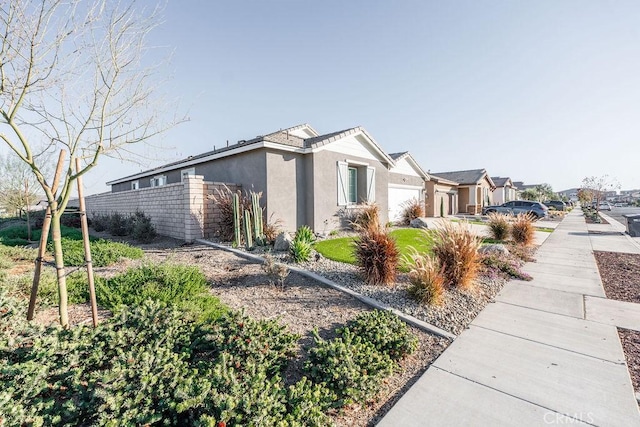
[0,0,177,327]
[0,152,47,218]
[581,175,620,211]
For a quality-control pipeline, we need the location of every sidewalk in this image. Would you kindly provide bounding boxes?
[379,209,640,426]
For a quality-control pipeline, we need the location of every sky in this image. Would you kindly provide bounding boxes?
[78,0,640,195]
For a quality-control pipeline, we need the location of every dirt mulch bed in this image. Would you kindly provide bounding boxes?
[594,251,640,304]
[618,329,640,394]
[32,237,450,426]
[594,250,640,398]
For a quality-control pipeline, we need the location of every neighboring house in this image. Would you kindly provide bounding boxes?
[106,124,422,233]
[429,169,495,214]
[557,188,580,202]
[491,177,517,205]
[425,175,459,217]
[387,152,429,222]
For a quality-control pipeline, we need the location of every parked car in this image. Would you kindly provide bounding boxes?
[598,202,612,211]
[482,200,549,219]
[543,200,567,211]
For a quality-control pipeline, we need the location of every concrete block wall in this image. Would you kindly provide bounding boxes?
[73,178,242,242]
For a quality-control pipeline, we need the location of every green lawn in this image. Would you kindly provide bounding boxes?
[314,228,434,267]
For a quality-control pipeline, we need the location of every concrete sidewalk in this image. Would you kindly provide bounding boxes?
[379,209,640,426]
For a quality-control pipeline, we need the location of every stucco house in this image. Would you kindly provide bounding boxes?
[425,175,459,217]
[491,177,517,205]
[428,169,496,214]
[106,124,426,233]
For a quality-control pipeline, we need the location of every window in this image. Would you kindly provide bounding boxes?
[150,175,166,187]
[131,180,139,190]
[348,167,357,204]
[181,168,195,181]
[337,161,375,206]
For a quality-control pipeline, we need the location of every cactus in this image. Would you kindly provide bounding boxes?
[243,209,253,250]
[232,193,241,247]
[251,191,265,246]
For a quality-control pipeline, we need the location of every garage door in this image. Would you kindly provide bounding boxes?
[388,186,422,223]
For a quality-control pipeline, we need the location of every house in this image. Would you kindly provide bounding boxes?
[425,175,459,217]
[387,152,429,222]
[105,124,426,234]
[491,177,517,205]
[557,188,580,202]
[429,169,496,215]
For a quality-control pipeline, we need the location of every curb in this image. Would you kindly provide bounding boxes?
[598,212,640,251]
[196,239,457,341]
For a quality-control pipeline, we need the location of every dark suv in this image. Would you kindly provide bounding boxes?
[543,200,567,211]
[482,200,549,219]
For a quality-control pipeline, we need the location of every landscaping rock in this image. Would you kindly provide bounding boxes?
[274,232,292,251]
[479,244,510,256]
[410,217,429,229]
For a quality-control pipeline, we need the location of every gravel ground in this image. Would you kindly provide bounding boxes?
[593,250,640,397]
[594,251,640,304]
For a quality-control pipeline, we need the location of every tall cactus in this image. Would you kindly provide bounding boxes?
[251,191,265,246]
[243,209,253,250]
[232,193,241,247]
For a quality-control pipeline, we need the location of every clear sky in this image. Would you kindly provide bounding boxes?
[83,0,640,194]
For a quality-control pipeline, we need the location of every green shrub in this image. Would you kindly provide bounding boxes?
[108,212,133,236]
[0,244,37,262]
[90,212,110,232]
[55,237,143,267]
[130,211,157,243]
[304,328,395,406]
[511,213,535,246]
[290,238,312,263]
[431,221,481,289]
[342,310,418,361]
[94,263,226,322]
[404,250,446,306]
[294,225,315,244]
[487,212,510,241]
[354,227,399,286]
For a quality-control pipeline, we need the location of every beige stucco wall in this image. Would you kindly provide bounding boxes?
[426,181,458,217]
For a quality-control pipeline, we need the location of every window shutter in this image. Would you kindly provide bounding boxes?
[366,166,375,202]
[337,161,348,206]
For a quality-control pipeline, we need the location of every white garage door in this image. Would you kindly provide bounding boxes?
[388,186,422,223]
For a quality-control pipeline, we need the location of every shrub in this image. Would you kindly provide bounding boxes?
[304,328,395,406]
[294,225,315,244]
[264,214,283,245]
[92,263,226,322]
[130,210,157,243]
[91,212,110,232]
[290,238,312,263]
[55,238,143,267]
[511,213,535,246]
[342,310,418,360]
[404,250,446,306]
[480,252,532,281]
[350,203,381,232]
[108,212,133,236]
[0,301,315,426]
[354,227,399,286]
[399,198,424,225]
[209,185,251,242]
[263,254,290,288]
[487,212,510,241]
[431,221,481,289]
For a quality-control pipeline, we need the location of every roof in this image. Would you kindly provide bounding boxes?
[430,169,494,187]
[491,176,513,187]
[387,152,429,179]
[107,124,396,186]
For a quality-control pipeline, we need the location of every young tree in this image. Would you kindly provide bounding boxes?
[581,175,620,211]
[0,0,176,327]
